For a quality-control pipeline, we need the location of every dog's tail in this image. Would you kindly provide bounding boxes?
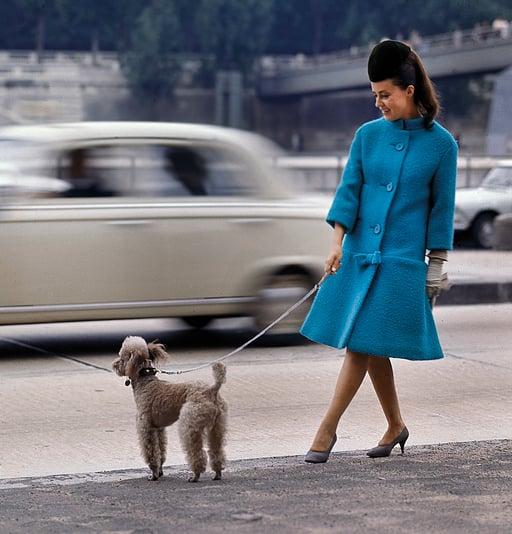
[210,362,226,394]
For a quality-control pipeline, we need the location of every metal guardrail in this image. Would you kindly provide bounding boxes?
[276,154,512,192]
[0,50,119,67]
[258,25,512,76]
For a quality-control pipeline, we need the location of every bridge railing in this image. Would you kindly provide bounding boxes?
[258,25,512,76]
[274,154,512,192]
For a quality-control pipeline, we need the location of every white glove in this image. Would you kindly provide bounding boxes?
[426,250,451,300]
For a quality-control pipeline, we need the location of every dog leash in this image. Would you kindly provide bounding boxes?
[159,272,330,375]
[0,335,113,373]
[0,272,330,376]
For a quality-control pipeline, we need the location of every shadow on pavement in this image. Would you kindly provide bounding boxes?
[0,318,309,361]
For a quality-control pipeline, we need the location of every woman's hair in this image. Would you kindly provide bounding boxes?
[393,49,440,129]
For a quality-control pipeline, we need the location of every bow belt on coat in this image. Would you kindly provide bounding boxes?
[353,251,382,266]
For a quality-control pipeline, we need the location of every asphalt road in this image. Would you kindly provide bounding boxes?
[1,303,511,481]
[1,440,511,533]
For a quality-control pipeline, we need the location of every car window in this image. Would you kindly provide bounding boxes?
[1,139,260,199]
[481,167,512,189]
[59,145,133,197]
[131,143,258,197]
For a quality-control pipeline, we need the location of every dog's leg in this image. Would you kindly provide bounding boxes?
[178,404,208,483]
[137,417,162,481]
[157,428,167,478]
[207,408,227,480]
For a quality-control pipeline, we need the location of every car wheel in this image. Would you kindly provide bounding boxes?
[471,213,496,249]
[254,272,313,335]
[182,316,213,329]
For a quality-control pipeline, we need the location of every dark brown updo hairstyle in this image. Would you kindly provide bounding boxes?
[396,48,440,129]
[368,40,440,129]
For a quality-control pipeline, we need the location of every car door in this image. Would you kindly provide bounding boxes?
[126,140,275,303]
[0,141,168,322]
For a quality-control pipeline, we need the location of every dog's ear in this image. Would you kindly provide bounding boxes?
[147,341,168,363]
[112,357,125,377]
[125,351,145,377]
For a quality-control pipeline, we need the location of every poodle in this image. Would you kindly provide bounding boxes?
[112,336,227,482]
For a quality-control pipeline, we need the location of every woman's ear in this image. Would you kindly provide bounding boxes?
[148,341,168,364]
[406,84,415,98]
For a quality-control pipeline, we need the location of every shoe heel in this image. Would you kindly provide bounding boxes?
[399,433,408,454]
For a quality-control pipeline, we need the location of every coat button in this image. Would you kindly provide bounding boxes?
[373,224,381,234]
[395,143,404,151]
[386,182,393,192]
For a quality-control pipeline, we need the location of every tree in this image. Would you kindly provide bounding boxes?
[119,1,183,100]
[53,0,145,52]
[15,0,59,59]
[195,0,274,85]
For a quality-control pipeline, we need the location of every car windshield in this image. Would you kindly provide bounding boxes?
[0,138,70,195]
[481,167,512,189]
[0,139,53,174]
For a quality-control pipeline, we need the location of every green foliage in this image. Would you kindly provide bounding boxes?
[1,0,512,98]
[119,1,183,99]
[195,0,273,84]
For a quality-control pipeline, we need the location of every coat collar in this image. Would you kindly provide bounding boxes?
[388,116,425,131]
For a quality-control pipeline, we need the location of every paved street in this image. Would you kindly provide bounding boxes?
[1,440,511,533]
[1,303,511,480]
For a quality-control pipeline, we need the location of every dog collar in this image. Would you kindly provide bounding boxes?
[139,367,158,377]
[125,367,158,386]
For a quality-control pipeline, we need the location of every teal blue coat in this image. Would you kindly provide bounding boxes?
[300,116,458,360]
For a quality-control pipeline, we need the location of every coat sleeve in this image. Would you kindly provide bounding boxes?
[326,127,363,233]
[426,140,458,251]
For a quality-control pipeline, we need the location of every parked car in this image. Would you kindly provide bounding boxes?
[0,122,331,334]
[493,213,512,250]
[454,166,512,248]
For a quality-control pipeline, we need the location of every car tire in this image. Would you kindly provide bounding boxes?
[254,272,313,336]
[182,316,213,329]
[471,213,497,249]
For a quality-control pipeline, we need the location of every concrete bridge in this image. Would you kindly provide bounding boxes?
[257,27,512,97]
[256,27,512,155]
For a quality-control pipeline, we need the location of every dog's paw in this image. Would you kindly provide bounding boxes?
[188,474,200,483]
[212,472,222,481]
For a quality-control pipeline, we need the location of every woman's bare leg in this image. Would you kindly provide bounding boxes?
[367,356,406,444]
[310,350,369,451]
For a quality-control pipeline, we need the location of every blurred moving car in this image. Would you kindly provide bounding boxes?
[454,166,512,248]
[0,122,331,334]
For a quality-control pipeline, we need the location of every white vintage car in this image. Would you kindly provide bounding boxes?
[0,122,331,333]
[455,166,512,248]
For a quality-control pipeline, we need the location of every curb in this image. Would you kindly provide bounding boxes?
[438,281,512,305]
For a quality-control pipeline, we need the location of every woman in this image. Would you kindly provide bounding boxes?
[301,40,457,462]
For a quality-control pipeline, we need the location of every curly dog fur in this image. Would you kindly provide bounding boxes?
[113,336,227,482]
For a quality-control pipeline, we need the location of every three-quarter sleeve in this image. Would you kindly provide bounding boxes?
[426,140,458,250]
[326,128,364,233]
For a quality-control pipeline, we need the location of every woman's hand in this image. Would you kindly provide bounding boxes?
[325,223,346,274]
[325,244,343,274]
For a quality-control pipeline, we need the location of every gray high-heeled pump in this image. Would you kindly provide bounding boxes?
[367,427,409,458]
[304,434,337,463]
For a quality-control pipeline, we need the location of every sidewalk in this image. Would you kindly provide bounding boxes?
[440,249,512,305]
[1,440,511,533]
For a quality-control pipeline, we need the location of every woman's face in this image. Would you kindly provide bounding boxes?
[371,79,416,121]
